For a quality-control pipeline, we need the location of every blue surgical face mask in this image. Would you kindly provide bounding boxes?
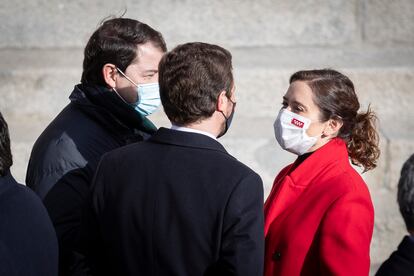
[115,68,161,116]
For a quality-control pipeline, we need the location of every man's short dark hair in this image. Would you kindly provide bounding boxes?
[158,42,233,125]
[0,112,12,176]
[398,154,414,232]
[81,17,167,86]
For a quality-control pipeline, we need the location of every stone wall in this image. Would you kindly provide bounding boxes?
[1,0,413,273]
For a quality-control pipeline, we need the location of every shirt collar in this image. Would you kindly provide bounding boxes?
[171,124,217,140]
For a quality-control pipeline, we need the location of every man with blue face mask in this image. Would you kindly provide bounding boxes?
[85,42,264,276]
[114,67,161,116]
[25,18,167,276]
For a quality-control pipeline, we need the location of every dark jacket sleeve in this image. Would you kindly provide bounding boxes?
[0,184,58,276]
[206,172,264,276]
[77,156,113,276]
[26,133,88,199]
[375,236,414,276]
[43,164,95,275]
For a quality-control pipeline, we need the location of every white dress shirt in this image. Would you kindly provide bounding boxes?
[171,124,217,140]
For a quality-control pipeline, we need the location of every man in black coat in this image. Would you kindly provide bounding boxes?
[25,18,167,275]
[87,42,264,275]
[376,154,414,276]
[0,111,58,276]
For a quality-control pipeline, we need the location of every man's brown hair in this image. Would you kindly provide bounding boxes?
[81,17,166,86]
[158,42,233,125]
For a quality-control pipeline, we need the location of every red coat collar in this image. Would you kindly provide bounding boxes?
[288,138,349,187]
[264,138,350,235]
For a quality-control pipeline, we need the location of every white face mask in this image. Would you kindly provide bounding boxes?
[273,109,318,155]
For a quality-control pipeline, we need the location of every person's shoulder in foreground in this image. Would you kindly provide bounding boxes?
[89,42,264,276]
[0,172,58,276]
[0,111,58,276]
[376,154,414,276]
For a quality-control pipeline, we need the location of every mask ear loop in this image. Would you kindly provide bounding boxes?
[112,87,130,105]
[116,68,139,87]
[217,95,236,138]
[115,67,141,104]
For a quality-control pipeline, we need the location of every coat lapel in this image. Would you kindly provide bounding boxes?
[264,138,349,235]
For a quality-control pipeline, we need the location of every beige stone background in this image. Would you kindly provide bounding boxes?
[0,0,413,274]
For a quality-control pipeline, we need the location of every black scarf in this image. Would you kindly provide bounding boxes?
[69,84,157,143]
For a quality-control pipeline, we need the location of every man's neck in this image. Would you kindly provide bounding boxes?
[183,116,222,138]
[171,124,217,140]
[184,125,214,135]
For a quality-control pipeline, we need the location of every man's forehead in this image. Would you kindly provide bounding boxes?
[130,43,163,67]
[128,61,158,72]
[137,42,163,57]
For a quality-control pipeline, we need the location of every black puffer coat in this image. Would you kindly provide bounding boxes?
[26,84,157,275]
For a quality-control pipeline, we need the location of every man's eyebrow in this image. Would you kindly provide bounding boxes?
[143,69,158,73]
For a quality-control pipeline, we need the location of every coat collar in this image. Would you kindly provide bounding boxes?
[70,84,157,135]
[397,235,414,262]
[288,138,350,187]
[264,138,351,235]
[149,127,229,155]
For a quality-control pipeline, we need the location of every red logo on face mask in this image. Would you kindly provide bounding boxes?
[291,118,304,128]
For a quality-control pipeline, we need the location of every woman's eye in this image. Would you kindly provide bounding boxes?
[291,105,303,113]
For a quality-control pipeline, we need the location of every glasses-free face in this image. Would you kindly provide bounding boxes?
[281,81,331,152]
[114,42,164,104]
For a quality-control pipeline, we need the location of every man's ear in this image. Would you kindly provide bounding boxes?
[216,91,228,112]
[102,63,118,88]
[323,117,343,137]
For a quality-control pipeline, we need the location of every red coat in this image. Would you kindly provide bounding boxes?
[264,138,374,276]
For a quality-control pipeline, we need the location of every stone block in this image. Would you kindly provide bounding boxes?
[346,69,414,140]
[0,0,122,48]
[0,0,358,48]
[362,137,414,265]
[0,70,79,118]
[10,141,33,184]
[219,116,296,196]
[364,0,414,45]
[370,187,406,272]
[0,49,82,118]
[4,112,53,183]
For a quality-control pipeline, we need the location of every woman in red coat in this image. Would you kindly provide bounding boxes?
[265,69,380,276]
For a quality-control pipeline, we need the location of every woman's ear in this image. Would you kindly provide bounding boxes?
[323,117,344,137]
[102,63,118,88]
